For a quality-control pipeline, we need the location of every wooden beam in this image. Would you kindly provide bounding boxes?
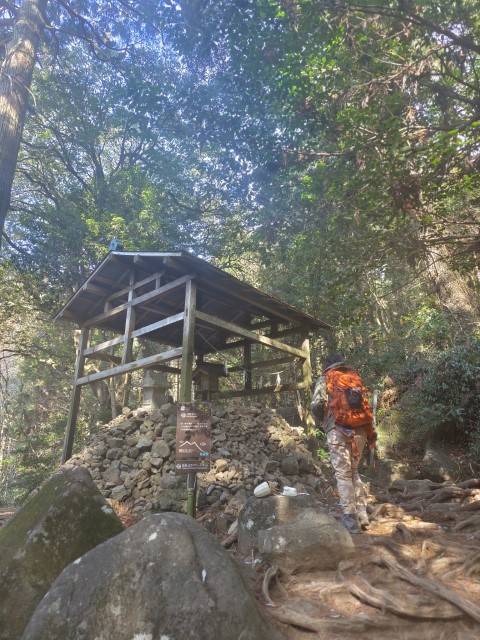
[86,274,195,327]
[84,335,125,355]
[301,335,317,454]
[148,364,181,375]
[105,270,166,303]
[62,327,89,463]
[121,272,136,365]
[76,348,183,386]
[85,352,121,364]
[195,310,307,359]
[179,279,196,402]
[217,381,307,399]
[131,312,184,339]
[229,355,295,372]
[244,342,252,390]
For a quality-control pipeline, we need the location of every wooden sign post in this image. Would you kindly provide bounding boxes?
[175,401,212,517]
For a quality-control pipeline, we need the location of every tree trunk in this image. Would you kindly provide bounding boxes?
[426,245,480,328]
[0,0,46,249]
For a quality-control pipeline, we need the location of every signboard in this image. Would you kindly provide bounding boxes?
[175,401,211,473]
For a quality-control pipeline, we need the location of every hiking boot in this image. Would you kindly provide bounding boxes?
[357,512,369,531]
[341,514,361,534]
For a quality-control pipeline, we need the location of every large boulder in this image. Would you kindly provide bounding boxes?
[258,509,355,574]
[419,443,458,482]
[0,467,124,640]
[237,493,317,555]
[22,513,281,640]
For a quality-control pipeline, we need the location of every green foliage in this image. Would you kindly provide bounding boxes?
[377,335,480,459]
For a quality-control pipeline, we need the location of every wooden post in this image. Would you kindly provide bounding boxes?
[301,334,318,456]
[121,271,136,365]
[243,342,252,391]
[62,327,89,463]
[179,278,197,517]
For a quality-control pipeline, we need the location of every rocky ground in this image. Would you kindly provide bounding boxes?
[2,402,480,639]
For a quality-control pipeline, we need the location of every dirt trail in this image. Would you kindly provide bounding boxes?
[253,477,480,640]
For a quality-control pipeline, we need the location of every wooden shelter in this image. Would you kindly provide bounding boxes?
[55,251,331,462]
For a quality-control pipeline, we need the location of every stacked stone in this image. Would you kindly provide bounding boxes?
[64,402,325,517]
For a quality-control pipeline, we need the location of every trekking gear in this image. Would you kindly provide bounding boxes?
[325,367,373,429]
[341,514,361,534]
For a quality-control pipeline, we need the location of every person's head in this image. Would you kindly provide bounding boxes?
[322,352,345,372]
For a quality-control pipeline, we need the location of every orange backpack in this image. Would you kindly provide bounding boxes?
[325,368,373,428]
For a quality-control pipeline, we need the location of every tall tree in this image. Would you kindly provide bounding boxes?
[0,0,46,250]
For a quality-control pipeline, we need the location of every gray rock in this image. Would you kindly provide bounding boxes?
[110,485,129,501]
[159,402,177,416]
[151,438,170,459]
[22,514,280,640]
[258,509,355,574]
[280,454,299,475]
[102,467,122,485]
[136,435,154,451]
[420,443,458,482]
[0,467,123,640]
[105,447,123,460]
[237,493,317,554]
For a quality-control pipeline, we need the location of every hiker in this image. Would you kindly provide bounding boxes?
[311,352,376,534]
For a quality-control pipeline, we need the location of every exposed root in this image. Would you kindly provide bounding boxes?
[262,565,281,607]
[349,578,463,620]
[443,551,480,580]
[371,503,407,519]
[372,555,480,624]
[454,514,480,532]
[268,604,392,633]
[221,530,238,548]
[395,523,415,543]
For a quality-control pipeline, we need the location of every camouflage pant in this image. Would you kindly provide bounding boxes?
[327,425,368,518]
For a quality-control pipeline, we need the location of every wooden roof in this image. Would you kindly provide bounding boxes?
[55,251,330,355]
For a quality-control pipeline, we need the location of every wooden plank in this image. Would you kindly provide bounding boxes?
[105,270,165,303]
[131,312,184,339]
[301,335,316,450]
[195,310,307,359]
[243,342,252,390]
[217,381,307,399]
[147,364,182,375]
[179,279,196,402]
[84,335,124,355]
[85,352,121,364]
[229,355,295,372]
[121,273,136,365]
[76,348,183,385]
[86,274,195,327]
[62,327,90,463]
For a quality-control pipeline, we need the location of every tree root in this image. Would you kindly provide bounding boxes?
[372,555,480,624]
[220,530,238,548]
[268,604,392,633]
[262,565,283,607]
[349,578,463,620]
[454,514,480,531]
[443,551,480,580]
[395,523,415,543]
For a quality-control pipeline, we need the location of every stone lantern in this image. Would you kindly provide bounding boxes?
[141,370,171,409]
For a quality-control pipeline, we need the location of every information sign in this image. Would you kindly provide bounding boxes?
[175,401,211,473]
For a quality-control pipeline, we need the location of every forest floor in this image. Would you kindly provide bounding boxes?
[247,467,480,640]
[2,459,480,640]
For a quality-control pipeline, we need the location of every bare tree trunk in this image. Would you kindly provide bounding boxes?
[0,0,46,249]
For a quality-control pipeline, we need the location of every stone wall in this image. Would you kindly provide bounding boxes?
[64,402,327,518]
